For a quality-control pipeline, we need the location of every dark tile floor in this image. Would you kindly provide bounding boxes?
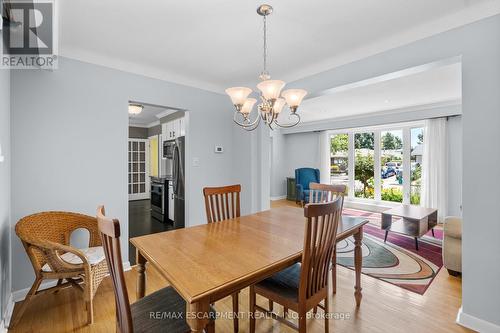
[128,199,173,264]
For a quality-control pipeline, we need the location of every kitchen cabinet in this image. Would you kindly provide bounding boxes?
[168,183,175,221]
[162,117,185,140]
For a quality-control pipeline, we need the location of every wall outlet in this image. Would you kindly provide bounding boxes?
[192,157,200,167]
[215,146,223,153]
[0,144,4,163]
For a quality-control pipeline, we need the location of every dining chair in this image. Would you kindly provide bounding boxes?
[309,183,347,295]
[96,206,215,333]
[202,184,241,333]
[12,211,108,328]
[309,183,347,207]
[249,198,342,333]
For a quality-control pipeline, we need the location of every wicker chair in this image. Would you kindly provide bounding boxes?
[12,211,108,328]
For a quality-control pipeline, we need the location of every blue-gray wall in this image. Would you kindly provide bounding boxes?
[0,68,11,326]
[10,57,237,292]
[277,15,500,328]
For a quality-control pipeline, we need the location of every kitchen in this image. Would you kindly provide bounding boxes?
[128,103,186,264]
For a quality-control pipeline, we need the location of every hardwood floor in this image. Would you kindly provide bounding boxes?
[9,200,469,333]
[128,199,173,264]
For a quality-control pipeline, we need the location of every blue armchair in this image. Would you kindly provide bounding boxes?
[295,168,320,204]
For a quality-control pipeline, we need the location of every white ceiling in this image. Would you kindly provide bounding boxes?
[295,62,461,123]
[59,0,500,93]
[128,104,175,127]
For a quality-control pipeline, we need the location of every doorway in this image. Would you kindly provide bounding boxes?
[128,102,188,264]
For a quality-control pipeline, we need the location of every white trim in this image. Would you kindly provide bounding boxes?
[344,197,399,213]
[155,110,176,119]
[12,280,57,303]
[374,131,381,201]
[270,195,287,201]
[128,120,161,128]
[347,132,355,198]
[123,261,132,272]
[456,306,500,333]
[402,127,411,204]
[306,57,462,100]
[281,101,460,135]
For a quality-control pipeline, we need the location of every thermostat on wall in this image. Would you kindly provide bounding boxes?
[214,146,224,153]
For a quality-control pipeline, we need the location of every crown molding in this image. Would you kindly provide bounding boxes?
[155,110,176,119]
[58,49,226,94]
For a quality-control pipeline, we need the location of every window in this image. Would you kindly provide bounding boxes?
[354,132,374,199]
[330,133,349,188]
[128,139,150,200]
[328,122,424,205]
[380,130,403,203]
[410,127,424,205]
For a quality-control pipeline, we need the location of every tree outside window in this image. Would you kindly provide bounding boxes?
[354,133,374,199]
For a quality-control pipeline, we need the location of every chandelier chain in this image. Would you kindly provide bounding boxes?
[263,15,268,77]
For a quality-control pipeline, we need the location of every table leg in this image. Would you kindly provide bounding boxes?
[354,227,363,306]
[186,300,211,332]
[136,250,146,299]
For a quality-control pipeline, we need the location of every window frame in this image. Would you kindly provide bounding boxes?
[327,120,424,207]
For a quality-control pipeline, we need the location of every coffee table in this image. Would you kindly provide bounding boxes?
[381,205,438,250]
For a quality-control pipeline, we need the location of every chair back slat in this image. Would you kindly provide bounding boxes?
[203,185,241,223]
[299,199,342,300]
[309,183,347,208]
[96,206,133,333]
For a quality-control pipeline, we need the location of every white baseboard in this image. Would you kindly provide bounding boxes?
[457,306,500,332]
[123,261,132,272]
[270,195,287,201]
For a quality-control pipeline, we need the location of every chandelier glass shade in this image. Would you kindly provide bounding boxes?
[226,4,307,131]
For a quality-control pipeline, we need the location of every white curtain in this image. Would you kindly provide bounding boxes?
[319,131,330,184]
[421,118,448,222]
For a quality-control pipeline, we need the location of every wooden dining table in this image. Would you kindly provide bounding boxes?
[130,205,368,332]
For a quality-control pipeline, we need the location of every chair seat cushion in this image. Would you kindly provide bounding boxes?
[132,286,215,333]
[256,263,301,302]
[41,246,105,272]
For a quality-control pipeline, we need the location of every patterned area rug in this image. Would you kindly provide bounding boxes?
[337,208,443,294]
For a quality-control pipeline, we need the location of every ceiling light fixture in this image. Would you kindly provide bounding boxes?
[128,103,143,115]
[226,4,307,131]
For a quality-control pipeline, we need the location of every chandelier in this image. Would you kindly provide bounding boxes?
[226,4,307,131]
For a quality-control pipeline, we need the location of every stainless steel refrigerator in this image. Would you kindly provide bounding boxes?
[172,136,185,228]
